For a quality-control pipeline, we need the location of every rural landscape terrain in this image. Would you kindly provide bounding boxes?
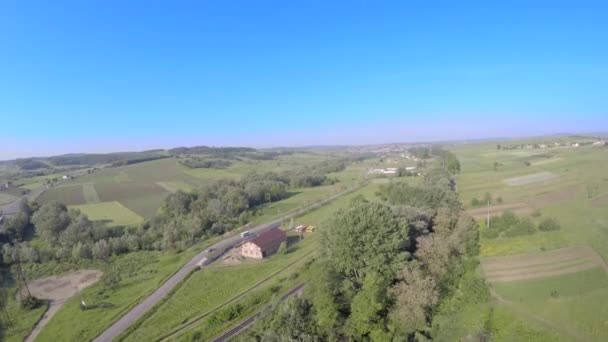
[1,134,606,341]
[2,1,607,341]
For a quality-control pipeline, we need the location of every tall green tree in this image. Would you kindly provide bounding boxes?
[320,202,409,286]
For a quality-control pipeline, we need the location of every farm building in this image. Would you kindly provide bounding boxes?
[368,167,397,175]
[241,227,286,259]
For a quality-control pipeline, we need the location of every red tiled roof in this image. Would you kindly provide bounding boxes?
[249,228,286,251]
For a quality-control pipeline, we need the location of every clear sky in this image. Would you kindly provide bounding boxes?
[1,0,607,159]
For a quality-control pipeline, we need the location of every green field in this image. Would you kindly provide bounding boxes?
[0,192,18,205]
[37,184,86,206]
[120,181,382,341]
[70,201,144,226]
[34,153,345,223]
[453,141,608,341]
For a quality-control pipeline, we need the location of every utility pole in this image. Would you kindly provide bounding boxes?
[486,200,491,229]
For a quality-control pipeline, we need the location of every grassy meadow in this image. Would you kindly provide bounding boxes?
[453,140,608,341]
[70,201,144,226]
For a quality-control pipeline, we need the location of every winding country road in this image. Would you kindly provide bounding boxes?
[0,185,48,218]
[93,185,360,342]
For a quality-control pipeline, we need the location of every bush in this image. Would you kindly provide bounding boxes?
[21,295,44,310]
[470,198,480,207]
[531,209,542,217]
[538,218,561,231]
[503,218,536,237]
[496,197,503,204]
[481,228,499,239]
[483,192,492,204]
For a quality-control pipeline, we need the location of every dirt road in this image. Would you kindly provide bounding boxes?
[24,270,102,342]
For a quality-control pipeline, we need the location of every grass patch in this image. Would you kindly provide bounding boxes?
[121,237,317,342]
[34,249,201,342]
[83,183,101,203]
[37,184,86,206]
[155,181,193,193]
[493,267,608,302]
[70,201,144,226]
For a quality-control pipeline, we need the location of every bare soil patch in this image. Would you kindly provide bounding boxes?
[23,270,102,342]
[481,246,607,283]
[504,171,559,186]
[532,184,580,207]
[592,193,608,208]
[467,202,530,220]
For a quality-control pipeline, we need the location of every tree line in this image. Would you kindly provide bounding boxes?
[0,156,358,267]
[243,162,484,341]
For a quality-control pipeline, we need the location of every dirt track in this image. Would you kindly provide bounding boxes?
[24,270,102,342]
[481,246,607,283]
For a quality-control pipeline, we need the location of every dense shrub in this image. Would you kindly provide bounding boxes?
[538,218,561,231]
[503,218,536,237]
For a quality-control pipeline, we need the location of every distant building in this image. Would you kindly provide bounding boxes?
[241,227,287,259]
[593,140,605,146]
[367,168,397,175]
[405,166,417,171]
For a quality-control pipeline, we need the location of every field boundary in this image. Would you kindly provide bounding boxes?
[489,289,587,341]
[482,246,608,283]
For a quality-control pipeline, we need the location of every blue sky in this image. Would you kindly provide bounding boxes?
[1,0,607,159]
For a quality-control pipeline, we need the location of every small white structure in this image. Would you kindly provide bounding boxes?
[405,166,417,171]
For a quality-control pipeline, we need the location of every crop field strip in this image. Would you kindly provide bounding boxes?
[83,183,100,203]
[70,201,144,226]
[503,171,559,186]
[37,184,85,206]
[481,246,607,283]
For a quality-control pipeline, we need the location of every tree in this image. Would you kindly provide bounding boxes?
[31,202,71,245]
[347,273,388,338]
[310,263,342,334]
[388,261,439,336]
[483,192,492,205]
[320,202,409,285]
[92,239,110,260]
[255,297,318,341]
[415,234,450,283]
[2,211,30,242]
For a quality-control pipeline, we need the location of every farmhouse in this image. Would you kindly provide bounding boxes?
[241,227,286,259]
